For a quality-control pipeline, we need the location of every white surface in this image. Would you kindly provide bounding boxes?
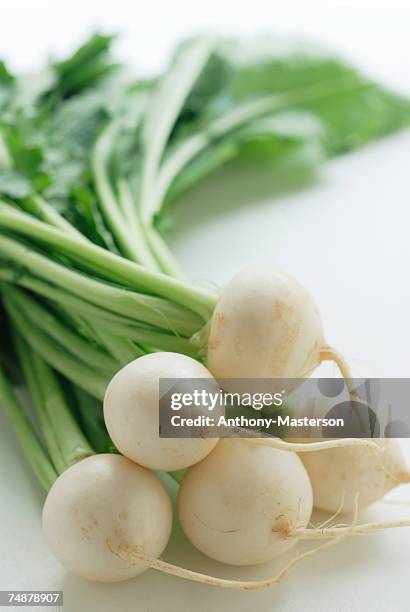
[1,1,410,611]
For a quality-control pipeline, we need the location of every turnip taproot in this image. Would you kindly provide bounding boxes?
[247,436,381,453]
[300,439,410,513]
[206,266,351,381]
[103,353,219,471]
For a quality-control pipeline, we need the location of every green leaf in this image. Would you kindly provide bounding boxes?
[157,110,324,228]
[0,170,31,198]
[302,85,410,154]
[69,186,118,250]
[2,122,43,177]
[231,111,323,157]
[0,61,14,85]
[222,37,410,154]
[161,138,239,208]
[41,33,118,106]
[173,44,233,130]
[0,60,15,112]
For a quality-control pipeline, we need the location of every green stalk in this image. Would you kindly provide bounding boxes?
[15,334,94,472]
[0,268,194,336]
[0,234,203,336]
[72,387,113,453]
[0,365,57,490]
[117,177,139,227]
[90,317,200,356]
[5,299,109,399]
[31,354,94,469]
[0,203,217,319]
[143,223,186,279]
[7,286,119,372]
[0,267,199,355]
[52,307,104,347]
[92,123,151,265]
[169,469,186,484]
[29,195,86,239]
[118,179,186,279]
[117,178,161,271]
[139,36,216,224]
[85,319,144,366]
[15,333,67,474]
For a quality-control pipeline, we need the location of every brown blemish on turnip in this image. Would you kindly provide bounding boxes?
[207,339,221,351]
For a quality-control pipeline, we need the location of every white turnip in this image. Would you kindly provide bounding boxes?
[42,450,352,590]
[42,454,173,582]
[177,439,314,565]
[300,439,410,513]
[43,450,410,588]
[206,266,351,382]
[102,351,364,470]
[103,352,219,471]
[178,439,410,565]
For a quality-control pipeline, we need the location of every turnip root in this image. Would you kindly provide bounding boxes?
[103,350,374,471]
[177,439,314,565]
[300,439,410,513]
[178,439,410,566]
[42,454,173,582]
[206,266,351,381]
[246,436,381,453]
[124,528,353,589]
[104,353,219,471]
[42,449,355,590]
[43,450,409,589]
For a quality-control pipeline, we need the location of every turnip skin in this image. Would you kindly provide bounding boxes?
[177,439,313,566]
[104,353,219,471]
[42,451,410,588]
[206,266,348,381]
[42,454,172,582]
[42,452,352,589]
[300,439,409,513]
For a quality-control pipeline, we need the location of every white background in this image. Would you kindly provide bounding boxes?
[0,1,410,611]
